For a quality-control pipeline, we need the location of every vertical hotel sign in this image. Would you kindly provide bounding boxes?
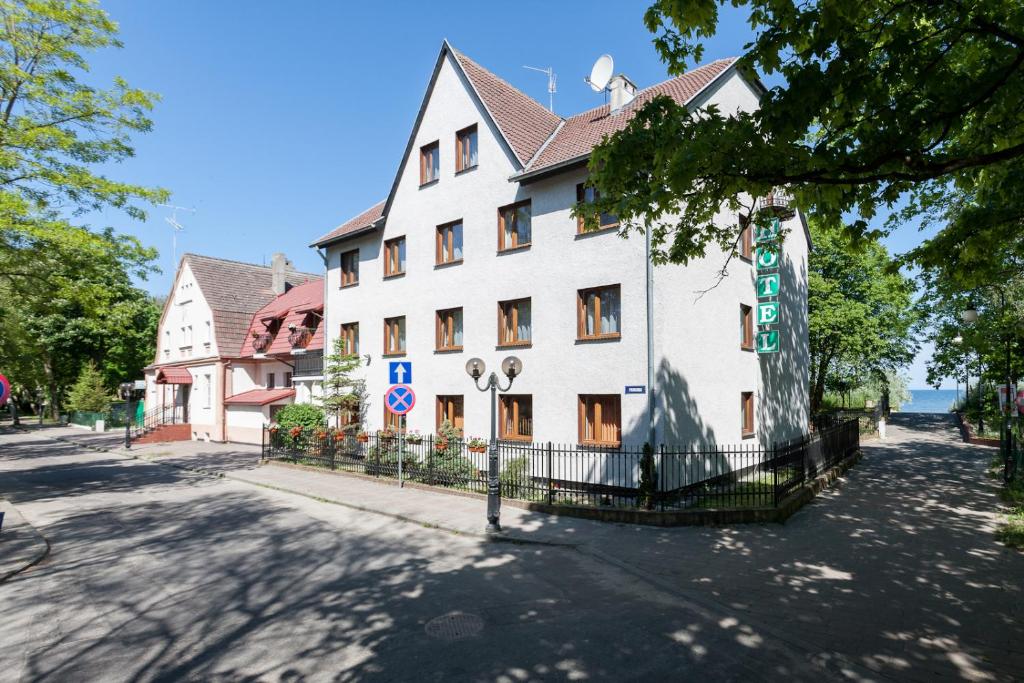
[755,218,781,354]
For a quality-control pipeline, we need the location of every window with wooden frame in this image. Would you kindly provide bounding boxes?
[436,395,464,432]
[739,215,753,260]
[498,298,531,346]
[383,236,406,277]
[498,200,531,251]
[340,322,359,355]
[576,184,618,233]
[267,372,276,389]
[284,372,293,388]
[436,220,463,265]
[338,401,360,429]
[455,125,478,173]
[579,394,621,446]
[740,304,754,350]
[499,394,533,441]
[340,249,359,287]
[435,307,464,352]
[741,391,755,437]
[577,285,621,340]
[420,141,439,185]
[383,316,406,355]
[384,403,405,432]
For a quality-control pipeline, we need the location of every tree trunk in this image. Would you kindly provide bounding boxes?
[809,352,831,416]
[43,356,59,420]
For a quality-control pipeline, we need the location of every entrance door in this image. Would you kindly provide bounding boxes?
[179,385,191,423]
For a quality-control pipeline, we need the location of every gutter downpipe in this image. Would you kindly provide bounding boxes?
[317,247,329,424]
[646,227,656,446]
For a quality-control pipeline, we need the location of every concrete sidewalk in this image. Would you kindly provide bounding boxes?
[28,424,611,546]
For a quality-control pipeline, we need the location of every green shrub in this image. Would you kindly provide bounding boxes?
[65,362,111,413]
[274,403,326,431]
[500,455,535,500]
[638,442,658,510]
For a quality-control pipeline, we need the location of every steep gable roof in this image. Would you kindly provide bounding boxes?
[310,200,386,248]
[450,48,561,166]
[183,254,319,356]
[520,58,738,178]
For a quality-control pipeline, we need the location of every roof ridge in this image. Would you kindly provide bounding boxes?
[184,252,319,278]
[566,57,739,122]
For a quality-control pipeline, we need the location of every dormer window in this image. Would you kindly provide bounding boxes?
[420,141,439,185]
[456,125,478,173]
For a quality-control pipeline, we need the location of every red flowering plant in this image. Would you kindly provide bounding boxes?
[289,426,303,439]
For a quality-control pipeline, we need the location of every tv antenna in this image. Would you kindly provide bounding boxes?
[585,54,614,101]
[523,65,557,112]
[158,203,196,266]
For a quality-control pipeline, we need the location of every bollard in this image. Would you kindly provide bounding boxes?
[878,417,887,440]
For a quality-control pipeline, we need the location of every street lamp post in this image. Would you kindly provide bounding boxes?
[120,382,134,450]
[36,387,43,426]
[466,356,522,533]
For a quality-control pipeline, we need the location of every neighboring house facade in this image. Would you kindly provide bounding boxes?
[144,253,319,442]
[225,278,325,444]
[312,41,810,447]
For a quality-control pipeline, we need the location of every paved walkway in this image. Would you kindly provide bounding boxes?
[10,415,1024,680]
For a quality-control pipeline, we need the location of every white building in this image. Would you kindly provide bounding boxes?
[311,42,809,448]
[143,253,319,443]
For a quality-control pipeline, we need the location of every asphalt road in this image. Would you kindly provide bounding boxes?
[0,429,829,682]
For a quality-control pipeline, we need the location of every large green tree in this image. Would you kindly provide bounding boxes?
[808,218,919,414]
[0,0,166,413]
[581,0,1024,267]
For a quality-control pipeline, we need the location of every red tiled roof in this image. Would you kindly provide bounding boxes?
[239,279,324,357]
[310,200,385,247]
[155,367,193,384]
[450,48,561,166]
[525,59,737,174]
[182,254,320,358]
[224,388,296,406]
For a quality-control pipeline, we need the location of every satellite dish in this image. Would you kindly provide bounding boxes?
[588,54,613,92]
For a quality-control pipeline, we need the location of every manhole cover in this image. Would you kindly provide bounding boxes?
[424,612,484,641]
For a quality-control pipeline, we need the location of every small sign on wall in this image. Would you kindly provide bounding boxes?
[624,385,646,395]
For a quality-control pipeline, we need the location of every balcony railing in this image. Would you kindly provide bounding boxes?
[293,350,323,377]
[252,332,273,353]
[756,189,795,219]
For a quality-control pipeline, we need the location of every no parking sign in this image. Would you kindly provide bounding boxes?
[0,373,9,404]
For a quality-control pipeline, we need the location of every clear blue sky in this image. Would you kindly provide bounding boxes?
[84,0,943,388]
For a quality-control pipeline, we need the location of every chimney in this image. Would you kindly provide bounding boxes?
[271,252,291,295]
[609,74,637,113]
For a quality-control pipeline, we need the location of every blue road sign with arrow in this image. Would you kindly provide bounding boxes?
[385,384,416,416]
[389,361,412,385]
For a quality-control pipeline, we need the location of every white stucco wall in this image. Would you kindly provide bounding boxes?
[156,262,218,364]
[321,62,809,447]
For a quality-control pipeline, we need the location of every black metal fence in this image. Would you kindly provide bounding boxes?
[261,419,860,511]
[1005,431,1023,484]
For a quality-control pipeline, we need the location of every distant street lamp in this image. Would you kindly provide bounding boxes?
[466,356,522,533]
[120,382,135,450]
[961,307,979,324]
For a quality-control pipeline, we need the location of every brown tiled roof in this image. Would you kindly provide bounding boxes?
[451,48,562,166]
[310,200,385,247]
[224,388,296,406]
[525,58,737,174]
[183,254,320,357]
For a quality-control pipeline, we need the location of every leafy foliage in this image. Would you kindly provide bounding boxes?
[64,361,110,413]
[638,442,657,510]
[0,0,165,414]
[273,403,326,432]
[582,0,1024,266]
[808,218,919,414]
[321,337,366,432]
